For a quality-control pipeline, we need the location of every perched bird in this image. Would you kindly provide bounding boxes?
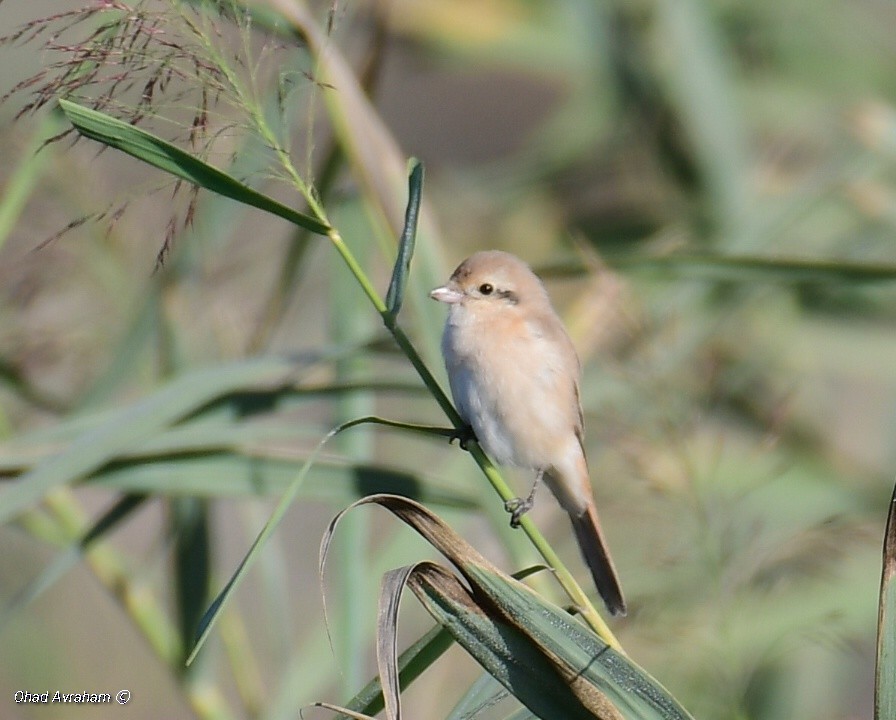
[430,250,626,616]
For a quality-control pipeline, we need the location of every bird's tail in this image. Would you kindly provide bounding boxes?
[569,504,626,616]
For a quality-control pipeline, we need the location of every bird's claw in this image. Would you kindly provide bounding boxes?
[504,470,542,528]
[504,496,534,528]
[449,425,476,451]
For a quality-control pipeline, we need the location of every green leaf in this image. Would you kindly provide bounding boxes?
[0,377,426,464]
[544,254,896,284]
[410,564,612,720]
[466,564,694,720]
[0,357,299,524]
[653,0,753,248]
[57,99,330,236]
[340,624,455,719]
[876,480,896,720]
[87,455,476,509]
[385,159,424,319]
[172,497,210,669]
[625,253,896,283]
[331,495,696,720]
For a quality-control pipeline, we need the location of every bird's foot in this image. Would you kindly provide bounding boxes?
[504,470,542,528]
[449,424,476,451]
[504,496,534,528]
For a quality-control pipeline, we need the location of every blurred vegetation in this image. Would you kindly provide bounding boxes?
[0,0,895,719]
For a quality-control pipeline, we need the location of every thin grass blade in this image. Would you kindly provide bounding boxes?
[1,493,147,623]
[0,111,63,252]
[264,0,449,371]
[446,670,515,720]
[876,480,896,720]
[189,415,457,665]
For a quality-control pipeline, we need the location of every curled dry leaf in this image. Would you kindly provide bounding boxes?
[321,494,694,720]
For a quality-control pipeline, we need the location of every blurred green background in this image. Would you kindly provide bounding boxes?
[1,0,895,718]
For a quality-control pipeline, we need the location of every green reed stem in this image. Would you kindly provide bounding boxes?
[315,224,621,649]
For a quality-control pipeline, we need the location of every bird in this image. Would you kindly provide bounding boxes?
[430,250,626,616]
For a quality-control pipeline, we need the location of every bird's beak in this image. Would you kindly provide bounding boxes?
[429,285,463,304]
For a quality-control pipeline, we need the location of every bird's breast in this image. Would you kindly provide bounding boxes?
[441,308,575,470]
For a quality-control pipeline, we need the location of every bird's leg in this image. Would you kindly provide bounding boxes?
[449,424,477,451]
[504,470,543,528]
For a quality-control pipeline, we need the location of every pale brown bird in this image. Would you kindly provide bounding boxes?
[430,250,626,616]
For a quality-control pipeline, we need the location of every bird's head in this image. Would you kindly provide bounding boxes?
[429,251,548,313]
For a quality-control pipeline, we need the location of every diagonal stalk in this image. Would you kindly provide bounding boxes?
[319,224,621,649]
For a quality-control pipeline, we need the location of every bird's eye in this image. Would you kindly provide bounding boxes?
[479,283,494,295]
